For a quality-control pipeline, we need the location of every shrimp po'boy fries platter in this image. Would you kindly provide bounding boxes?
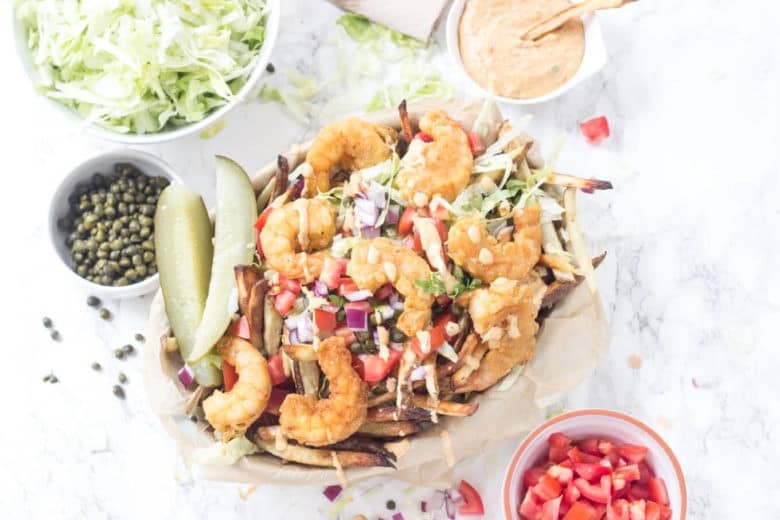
[10,0,776,518]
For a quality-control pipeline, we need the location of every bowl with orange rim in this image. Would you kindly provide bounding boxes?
[502,409,687,519]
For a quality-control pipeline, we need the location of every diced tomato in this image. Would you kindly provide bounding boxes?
[594,505,607,519]
[659,506,672,520]
[547,464,574,484]
[629,499,646,520]
[607,499,630,520]
[277,275,301,295]
[628,484,651,501]
[524,467,547,488]
[579,116,610,144]
[533,474,562,502]
[563,501,597,520]
[457,480,484,516]
[222,361,238,392]
[229,315,250,339]
[644,501,661,520]
[398,206,417,235]
[573,462,612,482]
[320,257,347,289]
[579,437,601,455]
[519,489,543,519]
[619,444,649,465]
[412,230,423,252]
[357,348,402,383]
[267,353,288,386]
[599,441,620,466]
[337,278,359,297]
[647,478,669,506]
[414,131,433,143]
[541,496,562,520]
[273,290,297,316]
[254,207,273,232]
[568,447,601,464]
[466,131,485,156]
[636,462,653,485]
[574,475,611,504]
[432,217,448,242]
[410,320,447,358]
[265,387,289,415]
[614,464,641,484]
[550,432,572,447]
[564,483,581,504]
[313,308,337,334]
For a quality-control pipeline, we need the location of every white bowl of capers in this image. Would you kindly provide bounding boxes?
[49,149,184,299]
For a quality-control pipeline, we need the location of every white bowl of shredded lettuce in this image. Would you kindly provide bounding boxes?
[13,0,279,143]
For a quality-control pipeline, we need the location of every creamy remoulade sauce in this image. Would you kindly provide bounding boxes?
[458,0,585,99]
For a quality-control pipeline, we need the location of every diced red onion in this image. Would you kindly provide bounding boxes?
[360,226,381,239]
[354,197,379,227]
[389,293,404,311]
[367,181,387,209]
[410,366,427,381]
[392,514,404,520]
[421,501,427,512]
[345,289,373,302]
[345,307,369,331]
[386,204,401,225]
[322,484,342,502]
[177,365,195,389]
[288,329,300,345]
[291,178,304,199]
[377,305,395,322]
[436,294,452,308]
[285,312,314,343]
[313,280,329,297]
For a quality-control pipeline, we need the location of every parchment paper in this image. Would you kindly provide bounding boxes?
[143,100,611,487]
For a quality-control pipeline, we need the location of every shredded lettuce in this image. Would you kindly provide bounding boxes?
[16,0,269,134]
[192,436,258,466]
[198,119,227,140]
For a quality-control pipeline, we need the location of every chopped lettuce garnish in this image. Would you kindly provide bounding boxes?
[414,272,481,298]
[365,68,453,112]
[16,0,269,134]
[198,119,227,140]
[331,235,359,258]
[336,13,379,42]
[192,436,258,466]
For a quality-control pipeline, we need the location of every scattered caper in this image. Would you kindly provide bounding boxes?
[114,349,125,359]
[43,374,51,382]
[386,500,396,511]
[50,330,61,341]
[42,317,53,328]
[266,62,275,73]
[121,344,135,355]
[118,372,128,384]
[49,375,59,383]
[134,333,145,343]
[390,328,407,343]
[87,295,101,307]
[113,385,125,399]
[99,308,112,320]
[91,362,102,371]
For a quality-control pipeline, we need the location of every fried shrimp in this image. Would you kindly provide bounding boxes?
[455,274,546,392]
[260,198,337,282]
[397,110,473,206]
[279,337,368,446]
[202,337,271,440]
[347,238,435,337]
[446,203,542,283]
[303,118,398,197]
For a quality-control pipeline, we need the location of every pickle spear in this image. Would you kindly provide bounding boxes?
[189,156,258,362]
[154,184,221,387]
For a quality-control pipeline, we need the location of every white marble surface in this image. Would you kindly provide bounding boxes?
[2,0,779,518]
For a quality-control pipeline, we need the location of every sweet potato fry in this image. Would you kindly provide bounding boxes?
[234,265,262,317]
[546,172,613,191]
[541,253,607,308]
[272,155,290,200]
[247,280,267,350]
[282,344,318,362]
[263,296,283,355]
[411,395,479,417]
[398,99,413,143]
[324,437,397,462]
[451,342,489,387]
[437,332,480,378]
[253,429,394,468]
[366,406,432,423]
[357,421,426,438]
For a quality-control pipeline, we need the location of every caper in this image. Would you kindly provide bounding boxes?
[99,308,111,320]
[118,372,128,384]
[119,257,131,267]
[132,254,142,266]
[266,62,275,73]
[125,268,137,280]
[91,362,102,371]
[450,304,463,318]
[122,344,135,354]
[50,330,61,341]
[135,265,147,277]
[134,333,145,342]
[114,277,129,287]
[336,309,346,322]
[390,328,407,343]
[386,500,396,511]
[139,227,151,238]
[49,375,59,384]
[114,348,125,359]
[113,385,125,399]
[143,251,154,263]
[42,317,53,328]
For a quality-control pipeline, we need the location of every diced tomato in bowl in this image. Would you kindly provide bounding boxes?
[503,411,683,520]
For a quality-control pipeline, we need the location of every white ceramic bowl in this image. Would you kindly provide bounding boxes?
[12,0,280,144]
[446,0,608,105]
[502,409,687,519]
[49,150,184,299]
